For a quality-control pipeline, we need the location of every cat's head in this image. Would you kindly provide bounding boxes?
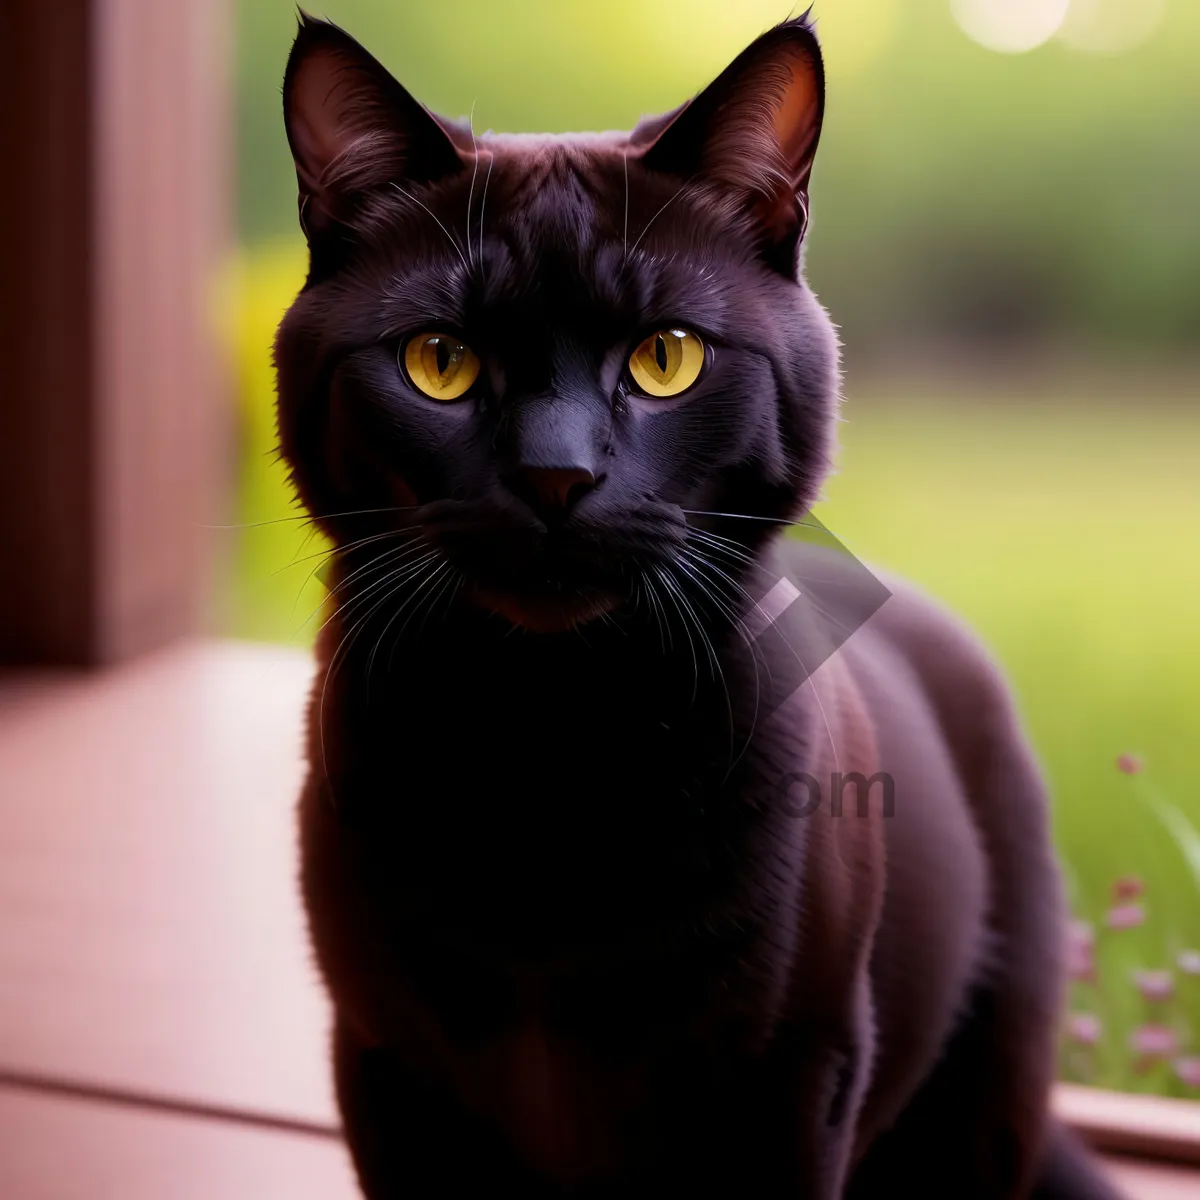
[275,13,839,634]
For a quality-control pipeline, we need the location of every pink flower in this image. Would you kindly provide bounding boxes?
[1106,903,1146,930]
[1174,1058,1200,1088]
[1116,753,1144,775]
[1066,921,1095,981]
[1066,1013,1102,1045]
[1178,950,1200,976]
[1130,1024,1178,1058]
[1112,876,1145,901]
[1133,970,1175,1003]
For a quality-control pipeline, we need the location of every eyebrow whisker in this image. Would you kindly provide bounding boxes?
[465,100,479,270]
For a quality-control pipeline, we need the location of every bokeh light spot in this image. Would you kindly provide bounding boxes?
[951,0,1072,53]
[1057,0,1168,55]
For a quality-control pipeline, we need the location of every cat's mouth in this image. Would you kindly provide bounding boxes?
[441,535,632,632]
[420,499,680,632]
[458,542,628,631]
[463,582,623,633]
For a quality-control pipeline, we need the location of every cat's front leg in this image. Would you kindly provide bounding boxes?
[333,1021,559,1199]
[759,982,876,1197]
[664,979,876,1199]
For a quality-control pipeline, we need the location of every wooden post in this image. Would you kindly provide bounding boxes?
[0,0,231,666]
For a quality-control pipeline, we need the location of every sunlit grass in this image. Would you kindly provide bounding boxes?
[221,245,1200,1096]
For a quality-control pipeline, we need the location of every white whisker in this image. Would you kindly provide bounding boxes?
[477,152,495,268]
[465,101,479,269]
[628,174,698,260]
[390,182,470,274]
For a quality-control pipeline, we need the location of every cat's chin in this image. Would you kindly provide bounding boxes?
[465,585,622,634]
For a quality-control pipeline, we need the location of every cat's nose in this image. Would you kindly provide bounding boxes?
[511,466,597,515]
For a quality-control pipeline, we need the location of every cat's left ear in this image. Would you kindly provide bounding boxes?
[283,13,467,244]
[633,16,824,276]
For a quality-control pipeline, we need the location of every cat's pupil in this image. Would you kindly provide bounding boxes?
[436,339,453,377]
[655,335,669,375]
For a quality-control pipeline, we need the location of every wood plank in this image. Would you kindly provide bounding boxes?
[0,640,335,1125]
[0,1084,356,1200]
[1104,1156,1200,1200]
[1056,1083,1200,1167]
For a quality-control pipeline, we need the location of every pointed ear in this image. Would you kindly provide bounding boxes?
[283,14,467,242]
[636,17,825,276]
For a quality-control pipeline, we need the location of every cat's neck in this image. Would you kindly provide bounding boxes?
[319,538,816,725]
[320,540,831,810]
[310,538,839,957]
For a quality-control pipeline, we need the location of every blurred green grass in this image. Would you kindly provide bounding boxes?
[220,245,1200,1096]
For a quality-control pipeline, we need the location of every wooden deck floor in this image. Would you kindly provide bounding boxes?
[0,639,1194,1197]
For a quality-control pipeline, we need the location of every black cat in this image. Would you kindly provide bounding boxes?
[275,13,1124,1199]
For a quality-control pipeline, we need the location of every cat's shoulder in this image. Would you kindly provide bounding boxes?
[858,564,1010,698]
[775,536,1016,716]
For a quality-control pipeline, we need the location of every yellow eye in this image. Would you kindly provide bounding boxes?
[627,328,705,398]
[403,332,480,401]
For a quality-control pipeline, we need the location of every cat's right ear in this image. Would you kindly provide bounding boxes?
[283,13,467,243]
[632,16,825,277]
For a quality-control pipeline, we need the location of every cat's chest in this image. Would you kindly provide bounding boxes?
[377,949,743,1185]
[436,992,656,1184]
[343,709,727,886]
[326,676,811,962]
